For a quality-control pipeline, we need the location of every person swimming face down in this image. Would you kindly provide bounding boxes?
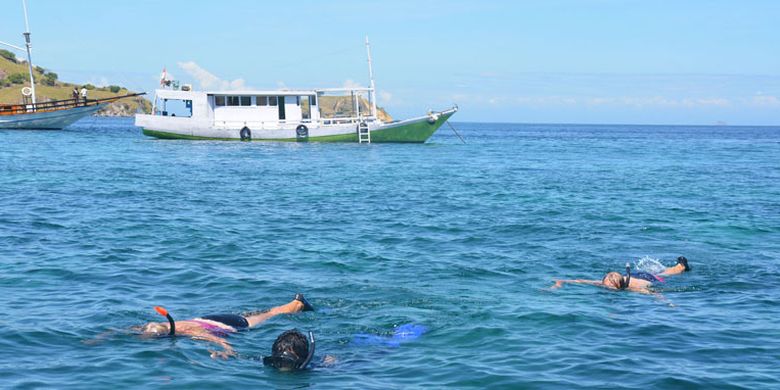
[601,271,628,290]
[263,329,314,371]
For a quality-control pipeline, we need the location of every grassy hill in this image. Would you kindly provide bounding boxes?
[0,50,150,115]
[319,95,393,122]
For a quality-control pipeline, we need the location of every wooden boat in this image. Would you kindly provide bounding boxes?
[0,94,145,129]
[0,0,143,130]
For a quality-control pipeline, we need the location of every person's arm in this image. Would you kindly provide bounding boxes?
[551,279,603,289]
[190,332,236,359]
[321,355,338,367]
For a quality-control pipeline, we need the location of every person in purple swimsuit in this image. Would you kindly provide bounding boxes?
[551,256,691,294]
[136,294,314,359]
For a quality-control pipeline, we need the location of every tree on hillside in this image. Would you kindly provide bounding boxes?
[35,65,45,74]
[0,49,17,63]
[43,72,58,86]
[8,73,26,84]
[109,85,121,93]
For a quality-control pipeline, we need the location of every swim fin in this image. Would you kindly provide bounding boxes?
[677,256,691,271]
[295,293,315,312]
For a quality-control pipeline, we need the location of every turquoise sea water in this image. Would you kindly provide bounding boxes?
[1,118,779,389]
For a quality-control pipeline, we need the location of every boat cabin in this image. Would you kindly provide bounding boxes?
[151,87,376,130]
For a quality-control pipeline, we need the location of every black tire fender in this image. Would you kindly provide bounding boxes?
[240,126,251,141]
[296,124,309,138]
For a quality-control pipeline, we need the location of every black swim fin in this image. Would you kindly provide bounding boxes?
[677,256,691,271]
[295,293,315,312]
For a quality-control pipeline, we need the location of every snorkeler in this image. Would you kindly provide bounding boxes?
[263,324,428,371]
[551,256,691,294]
[136,294,314,359]
[262,329,318,371]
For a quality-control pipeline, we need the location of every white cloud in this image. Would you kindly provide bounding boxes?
[749,95,780,107]
[379,90,393,104]
[177,61,249,91]
[452,94,736,108]
[342,79,364,89]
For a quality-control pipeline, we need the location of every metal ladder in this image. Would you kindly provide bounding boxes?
[358,121,371,143]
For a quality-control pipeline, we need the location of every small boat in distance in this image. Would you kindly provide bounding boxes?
[0,0,143,130]
[136,38,457,143]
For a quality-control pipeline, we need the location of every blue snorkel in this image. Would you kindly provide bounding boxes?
[299,331,315,369]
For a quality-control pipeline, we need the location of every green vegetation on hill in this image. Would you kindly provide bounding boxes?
[319,95,393,122]
[0,55,150,115]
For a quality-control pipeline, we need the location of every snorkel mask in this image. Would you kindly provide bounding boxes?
[263,331,316,371]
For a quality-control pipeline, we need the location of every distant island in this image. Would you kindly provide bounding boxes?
[0,49,151,116]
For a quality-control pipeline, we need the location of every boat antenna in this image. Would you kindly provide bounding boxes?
[365,36,377,119]
[21,0,36,105]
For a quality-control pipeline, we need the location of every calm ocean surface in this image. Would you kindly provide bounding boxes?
[1,117,779,389]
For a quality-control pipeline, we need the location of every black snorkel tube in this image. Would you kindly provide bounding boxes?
[155,306,176,336]
[621,263,631,290]
[298,331,315,369]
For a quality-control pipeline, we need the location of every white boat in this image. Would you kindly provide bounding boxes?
[0,0,141,130]
[136,39,457,143]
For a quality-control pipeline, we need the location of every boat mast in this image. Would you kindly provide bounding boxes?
[365,36,377,119]
[22,0,36,105]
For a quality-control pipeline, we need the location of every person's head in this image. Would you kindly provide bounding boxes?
[677,256,691,271]
[139,322,169,337]
[263,329,312,371]
[602,271,627,290]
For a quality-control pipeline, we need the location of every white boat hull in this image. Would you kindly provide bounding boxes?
[0,104,105,130]
[136,108,457,143]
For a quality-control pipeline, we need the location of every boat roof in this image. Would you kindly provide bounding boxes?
[154,87,373,99]
[208,90,319,96]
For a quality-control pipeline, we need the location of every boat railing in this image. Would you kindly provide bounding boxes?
[321,117,365,126]
[213,116,375,130]
[0,97,89,115]
[0,93,145,116]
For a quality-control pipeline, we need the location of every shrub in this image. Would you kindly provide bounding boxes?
[43,72,58,86]
[109,85,121,93]
[84,84,95,90]
[8,73,27,84]
[35,66,45,74]
[0,49,17,62]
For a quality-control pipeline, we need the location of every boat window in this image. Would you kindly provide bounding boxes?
[240,96,251,106]
[310,95,317,106]
[256,96,268,106]
[161,99,193,117]
[296,96,300,106]
[301,96,311,120]
[215,96,226,106]
[227,96,240,106]
[269,96,278,106]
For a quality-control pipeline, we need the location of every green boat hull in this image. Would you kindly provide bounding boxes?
[142,110,455,143]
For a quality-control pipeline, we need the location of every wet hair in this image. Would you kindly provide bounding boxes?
[270,329,309,367]
[602,272,628,290]
[141,322,169,336]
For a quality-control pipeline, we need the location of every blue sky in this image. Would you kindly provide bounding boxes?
[2,0,779,124]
